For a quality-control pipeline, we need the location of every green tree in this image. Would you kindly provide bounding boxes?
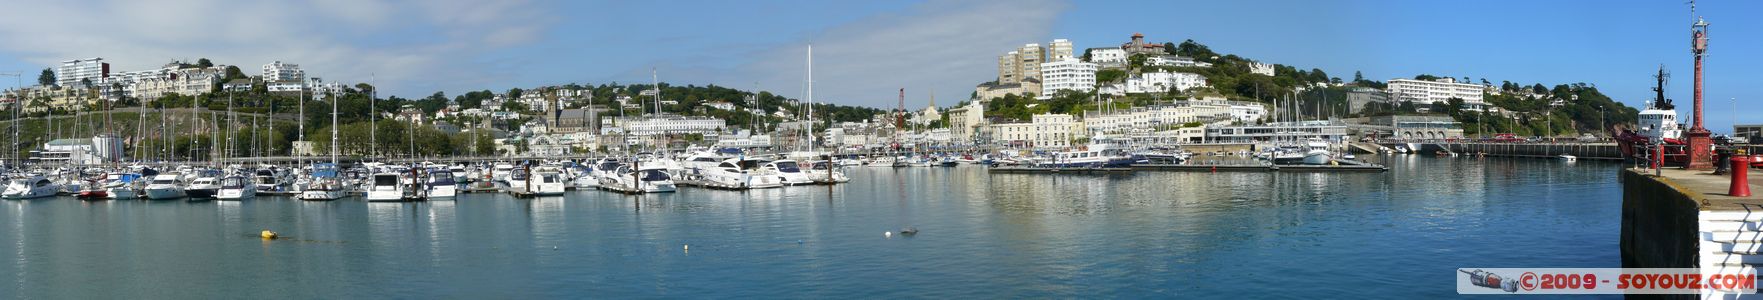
[37,68,55,87]
[1174,39,1216,59]
[197,58,214,68]
[1095,69,1127,84]
[223,66,246,81]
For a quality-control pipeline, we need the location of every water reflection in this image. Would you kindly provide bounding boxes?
[0,157,1625,298]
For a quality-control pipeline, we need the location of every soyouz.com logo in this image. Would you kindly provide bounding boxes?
[1457,268,1757,294]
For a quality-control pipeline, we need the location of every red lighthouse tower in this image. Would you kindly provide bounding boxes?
[1685,14,1714,169]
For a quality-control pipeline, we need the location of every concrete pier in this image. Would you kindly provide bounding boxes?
[1620,167,1763,299]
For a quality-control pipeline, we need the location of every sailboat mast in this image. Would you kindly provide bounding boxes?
[189,95,199,161]
[370,75,376,159]
[159,100,167,161]
[298,78,305,166]
[331,87,338,165]
[137,95,146,162]
[652,68,661,115]
[805,45,814,153]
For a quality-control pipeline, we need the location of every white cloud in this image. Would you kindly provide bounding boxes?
[670,0,1068,108]
[0,0,552,96]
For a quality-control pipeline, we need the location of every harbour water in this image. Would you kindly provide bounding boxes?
[0,156,1619,298]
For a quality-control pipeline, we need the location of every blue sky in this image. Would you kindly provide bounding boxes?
[0,0,1756,133]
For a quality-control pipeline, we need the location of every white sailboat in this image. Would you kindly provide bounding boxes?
[300,92,348,201]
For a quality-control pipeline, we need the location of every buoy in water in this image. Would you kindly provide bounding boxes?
[884,231,892,238]
[260,230,278,239]
[683,244,689,251]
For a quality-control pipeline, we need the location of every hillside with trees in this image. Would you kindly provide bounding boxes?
[982,39,1639,137]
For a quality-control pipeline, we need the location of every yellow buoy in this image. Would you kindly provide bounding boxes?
[261,230,278,239]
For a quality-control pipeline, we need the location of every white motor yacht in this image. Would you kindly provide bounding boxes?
[215,175,257,200]
[679,158,782,189]
[185,176,222,199]
[865,156,898,167]
[142,174,187,200]
[804,160,849,184]
[426,168,459,199]
[764,159,814,186]
[363,172,405,202]
[601,165,677,193]
[2,175,60,199]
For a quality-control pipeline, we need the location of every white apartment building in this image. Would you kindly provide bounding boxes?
[1039,59,1098,99]
[1250,62,1275,76]
[707,101,736,111]
[99,63,228,100]
[268,81,307,93]
[602,114,727,136]
[991,113,1079,149]
[1387,77,1489,107]
[1228,101,1269,123]
[313,81,345,97]
[1123,72,1207,94]
[1087,48,1127,65]
[1145,55,1212,68]
[57,58,110,87]
[262,61,304,82]
[1081,99,1243,134]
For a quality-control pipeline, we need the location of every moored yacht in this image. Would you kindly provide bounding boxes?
[186,176,221,199]
[363,172,405,202]
[1032,136,1135,168]
[678,157,782,189]
[142,174,187,200]
[1301,140,1334,165]
[601,165,677,193]
[102,172,144,200]
[804,160,849,184]
[426,168,459,199]
[215,175,256,200]
[254,167,296,196]
[297,163,347,201]
[3,175,60,199]
[764,159,814,186]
